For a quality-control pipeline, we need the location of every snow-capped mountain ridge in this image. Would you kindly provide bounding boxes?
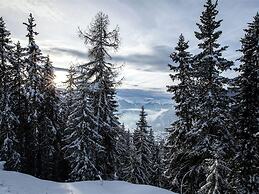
[117,89,176,137]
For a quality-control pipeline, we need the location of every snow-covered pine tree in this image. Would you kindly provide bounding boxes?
[157,139,166,188]
[61,66,77,124]
[42,56,59,126]
[11,41,26,113]
[115,124,132,180]
[11,41,27,167]
[152,143,165,188]
[191,0,234,193]
[23,13,45,177]
[148,128,155,152]
[57,66,77,181]
[9,41,27,171]
[40,56,60,180]
[123,135,139,184]
[63,65,102,181]
[0,17,21,171]
[120,128,134,181]
[78,12,120,179]
[232,13,259,193]
[164,34,196,193]
[132,106,152,184]
[198,158,231,194]
[149,129,164,187]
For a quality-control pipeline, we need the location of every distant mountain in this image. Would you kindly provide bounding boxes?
[117,89,176,138]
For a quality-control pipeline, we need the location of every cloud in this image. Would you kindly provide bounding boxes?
[44,47,87,59]
[2,0,258,90]
[46,45,172,72]
[0,0,64,21]
[113,45,171,72]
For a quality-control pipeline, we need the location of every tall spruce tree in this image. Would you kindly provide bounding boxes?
[157,139,166,188]
[115,124,132,180]
[192,0,234,193]
[57,66,77,181]
[132,106,152,184]
[42,56,58,126]
[23,13,45,177]
[40,56,60,180]
[0,17,21,171]
[61,66,77,124]
[164,34,195,193]
[119,128,134,181]
[63,64,103,181]
[149,129,164,187]
[123,136,139,184]
[11,41,26,118]
[11,41,27,172]
[78,12,120,179]
[232,13,259,193]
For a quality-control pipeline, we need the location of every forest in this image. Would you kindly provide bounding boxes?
[0,0,258,194]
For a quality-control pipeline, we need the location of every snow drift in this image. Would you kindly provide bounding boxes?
[0,170,176,194]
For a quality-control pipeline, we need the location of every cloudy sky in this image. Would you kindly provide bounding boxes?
[0,0,258,91]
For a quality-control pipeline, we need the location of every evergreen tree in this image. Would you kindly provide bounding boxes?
[11,41,27,171]
[42,56,58,126]
[132,106,152,184]
[164,34,197,193]
[232,13,259,193]
[63,65,102,181]
[152,144,164,187]
[78,12,120,179]
[198,158,230,194]
[0,17,21,171]
[115,124,132,180]
[191,0,234,193]
[149,130,164,187]
[118,128,135,182]
[123,136,139,184]
[61,66,77,123]
[23,13,45,176]
[57,66,77,181]
[11,41,26,119]
[40,56,60,180]
[157,139,166,188]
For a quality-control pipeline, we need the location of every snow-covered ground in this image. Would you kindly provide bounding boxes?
[0,169,176,194]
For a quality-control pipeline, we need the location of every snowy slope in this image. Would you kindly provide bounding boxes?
[0,170,176,194]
